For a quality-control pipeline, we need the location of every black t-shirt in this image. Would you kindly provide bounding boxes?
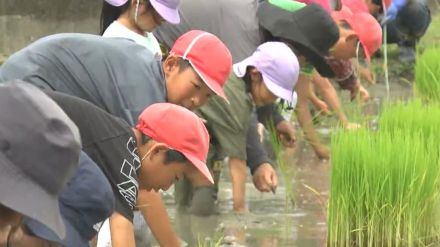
[47,91,140,222]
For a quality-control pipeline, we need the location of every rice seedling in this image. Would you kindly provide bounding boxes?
[415,47,440,102]
[328,127,440,247]
[196,236,223,247]
[379,99,440,140]
[267,120,295,208]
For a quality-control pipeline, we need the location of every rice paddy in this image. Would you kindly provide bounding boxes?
[329,126,440,247]
[415,47,440,102]
[329,46,440,246]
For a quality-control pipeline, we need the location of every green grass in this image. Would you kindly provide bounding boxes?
[267,121,295,208]
[415,47,440,102]
[328,127,440,247]
[417,11,440,51]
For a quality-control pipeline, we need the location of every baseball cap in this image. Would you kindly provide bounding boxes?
[170,30,233,101]
[233,42,299,104]
[0,80,81,239]
[341,0,369,13]
[136,103,213,184]
[258,3,339,78]
[104,0,181,24]
[332,6,382,62]
[26,151,115,247]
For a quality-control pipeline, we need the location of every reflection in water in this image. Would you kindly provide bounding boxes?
[159,81,412,247]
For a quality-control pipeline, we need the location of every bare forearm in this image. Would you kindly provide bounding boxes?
[296,75,322,148]
[228,158,248,212]
[137,190,181,247]
[109,213,136,247]
[312,74,349,125]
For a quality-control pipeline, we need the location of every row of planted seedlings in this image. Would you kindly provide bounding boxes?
[327,47,440,247]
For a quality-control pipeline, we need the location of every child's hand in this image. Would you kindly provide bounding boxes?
[252,163,278,193]
[313,145,330,160]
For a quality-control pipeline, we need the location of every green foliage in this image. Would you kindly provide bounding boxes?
[196,236,223,247]
[415,47,440,102]
[329,100,440,247]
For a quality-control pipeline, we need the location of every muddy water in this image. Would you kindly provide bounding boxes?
[155,79,413,247]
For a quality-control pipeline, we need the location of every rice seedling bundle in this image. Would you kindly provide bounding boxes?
[328,128,440,247]
[379,99,440,140]
[415,47,440,102]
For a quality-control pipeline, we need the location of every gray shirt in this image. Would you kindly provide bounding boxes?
[0,33,166,125]
[154,0,262,63]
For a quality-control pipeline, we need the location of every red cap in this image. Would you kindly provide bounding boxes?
[341,0,369,13]
[332,6,382,63]
[170,30,232,101]
[136,103,213,184]
[382,0,392,10]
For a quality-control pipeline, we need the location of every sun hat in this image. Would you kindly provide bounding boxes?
[105,0,181,24]
[332,6,382,62]
[233,42,299,104]
[170,30,232,101]
[25,151,114,247]
[0,80,81,239]
[258,3,339,78]
[136,103,213,184]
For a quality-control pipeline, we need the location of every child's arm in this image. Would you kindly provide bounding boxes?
[109,212,136,247]
[137,190,181,247]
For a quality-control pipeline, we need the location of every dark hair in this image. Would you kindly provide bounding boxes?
[99,0,154,35]
[339,20,352,30]
[371,0,385,13]
[141,134,188,164]
[241,66,255,93]
[177,57,193,72]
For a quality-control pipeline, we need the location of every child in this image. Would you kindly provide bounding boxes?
[101,0,181,59]
[0,29,231,247]
[11,87,213,247]
[0,82,81,245]
[178,42,300,214]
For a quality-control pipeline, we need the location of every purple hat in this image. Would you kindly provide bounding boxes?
[105,0,181,24]
[233,42,299,104]
[151,0,181,24]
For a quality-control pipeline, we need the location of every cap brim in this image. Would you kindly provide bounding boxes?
[26,215,89,247]
[150,0,181,24]
[188,60,229,103]
[182,152,214,184]
[258,5,335,78]
[0,153,65,239]
[233,57,254,78]
[261,74,296,104]
[290,41,335,78]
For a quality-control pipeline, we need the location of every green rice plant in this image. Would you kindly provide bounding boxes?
[415,47,440,102]
[267,121,295,208]
[196,236,223,247]
[328,128,440,247]
[379,99,440,140]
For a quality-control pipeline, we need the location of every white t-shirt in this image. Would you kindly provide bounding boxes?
[103,21,162,60]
